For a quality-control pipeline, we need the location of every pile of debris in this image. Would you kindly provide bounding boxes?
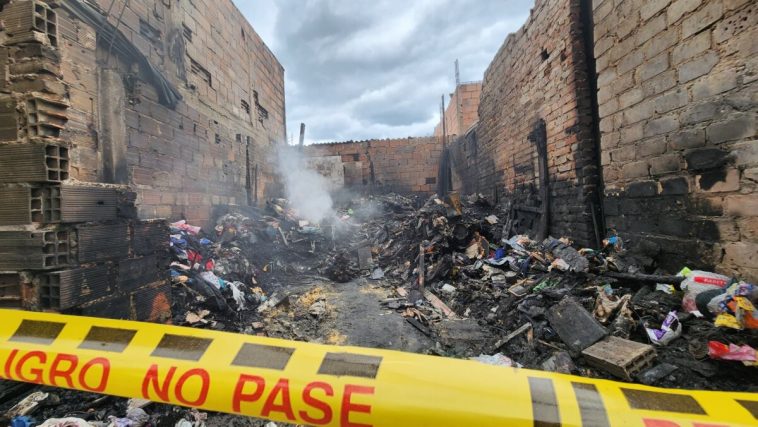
[167,198,366,331]
[361,193,757,390]
[168,217,263,330]
[2,192,756,426]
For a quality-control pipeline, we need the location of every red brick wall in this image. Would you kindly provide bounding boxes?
[434,82,482,137]
[448,0,601,246]
[57,0,285,229]
[0,0,187,317]
[303,137,443,194]
[595,0,758,280]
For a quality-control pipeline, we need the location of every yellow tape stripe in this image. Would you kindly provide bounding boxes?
[1,309,757,427]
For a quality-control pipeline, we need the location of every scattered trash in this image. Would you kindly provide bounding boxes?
[549,258,570,272]
[10,417,35,427]
[593,285,631,324]
[170,220,201,235]
[602,233,624,252]
[370,267,385,280]
[680,270,731,313]
[711,282,758,330]
[543,237,589,273]
[3,192,756,421]
[708,341,757,364]
[440,283,456,294]
[6,392,51,418]
[471,353,518,367]
[125,407,149,425]
[227,281,247,309]
[198,271,225,290]
[126,399,150,410]
[645,311,682,346]
[466,232,489,259]
[37,419,92,427]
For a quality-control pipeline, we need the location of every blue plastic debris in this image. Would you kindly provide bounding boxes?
[11,416,34,427]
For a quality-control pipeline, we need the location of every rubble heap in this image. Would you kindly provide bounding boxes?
[360,193,758,390]
[2,193,756,427]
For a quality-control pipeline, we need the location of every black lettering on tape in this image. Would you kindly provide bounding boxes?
[572,382,610,427]
[151,334,212,361]
[621,388,706,415]
[318,352,382,379]
[528,377,561,427]
[737,400,758,420]
[232,343,294,370]
[9,319,65,345]
[79,326,137,353]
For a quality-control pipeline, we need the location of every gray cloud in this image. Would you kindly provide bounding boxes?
[235,0,533,143]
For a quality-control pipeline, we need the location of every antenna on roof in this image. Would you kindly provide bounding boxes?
[454,59,460,87]
[454,60,463,135]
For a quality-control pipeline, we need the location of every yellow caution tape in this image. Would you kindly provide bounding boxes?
[0,309,756,427]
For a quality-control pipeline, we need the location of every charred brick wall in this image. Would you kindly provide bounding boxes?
[303,137,443,194]
[434,82,482,138]
[595,0,757,280]
[449,0,601,246]
[55,0,285,228]
[0,0,284,316]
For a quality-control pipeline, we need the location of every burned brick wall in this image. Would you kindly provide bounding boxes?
[449,0,602,247]
[303,137,443,194]
[54,0,286,228]
[447,127,481,197]
[0,0,284,316]
[595,0,758,280]
[433,82,482,138]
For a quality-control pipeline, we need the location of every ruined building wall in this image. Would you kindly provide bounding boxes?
[59,0,285,228]
[595,0,758,280]
[303,137,443,194]
[433,82,482,138]
[449,0,601,246]
[0,0,285,317]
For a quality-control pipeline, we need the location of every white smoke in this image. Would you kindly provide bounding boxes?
[275,146,335,224]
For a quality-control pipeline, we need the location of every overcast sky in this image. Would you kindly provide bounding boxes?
[233,0,533,144]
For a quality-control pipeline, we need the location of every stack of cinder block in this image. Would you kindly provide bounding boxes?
[0,0,170,322]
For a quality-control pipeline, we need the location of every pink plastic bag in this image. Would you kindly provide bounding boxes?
[708,341,757,362]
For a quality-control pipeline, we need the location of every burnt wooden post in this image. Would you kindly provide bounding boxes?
[298,122,305,150]
[528,119,549,240]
